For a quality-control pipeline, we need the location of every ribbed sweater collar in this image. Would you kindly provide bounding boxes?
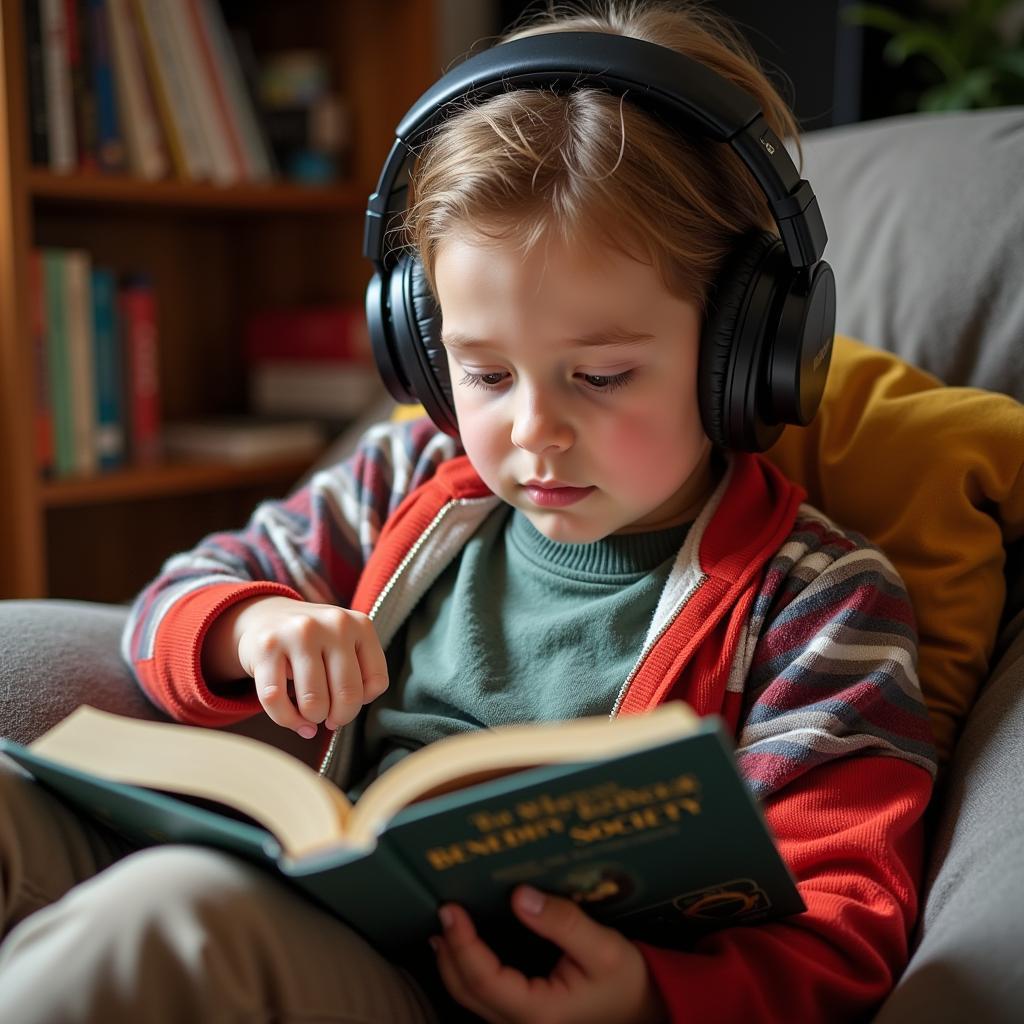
[507,510,688,581]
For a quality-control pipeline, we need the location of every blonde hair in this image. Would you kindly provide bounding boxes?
[401,0,803,315]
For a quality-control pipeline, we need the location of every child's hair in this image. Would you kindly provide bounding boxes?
[402,0,803,317]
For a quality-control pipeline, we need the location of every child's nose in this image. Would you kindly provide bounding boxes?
[510,387,573,453]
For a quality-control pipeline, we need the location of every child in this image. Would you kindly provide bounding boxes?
[0,2,936,1022]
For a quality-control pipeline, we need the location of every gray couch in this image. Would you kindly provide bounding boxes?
[2,106,1023,1022]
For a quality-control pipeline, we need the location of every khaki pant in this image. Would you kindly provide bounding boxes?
[0,754,472,1023]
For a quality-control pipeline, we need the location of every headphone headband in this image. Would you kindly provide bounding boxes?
[364,31,828,273]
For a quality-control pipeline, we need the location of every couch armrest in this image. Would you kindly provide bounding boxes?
[874,607,1024,1023]
[0,599,319,766]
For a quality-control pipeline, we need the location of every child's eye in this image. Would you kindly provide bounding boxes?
[579,370,634,393]
[459,370,509,390]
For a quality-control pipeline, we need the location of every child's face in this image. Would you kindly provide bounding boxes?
[434,231,711,543]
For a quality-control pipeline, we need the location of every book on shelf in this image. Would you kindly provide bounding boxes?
[27,251,54,474]
[119,275,161,466]
[41,250,76,475]
[249,363,385,421]
[63,249,99,475]
[39,0,77,172]
[190,0,274,181]
[91,266,126,469]
[0,703,805,961]
[66,0,98,172]
[23,0,50,167]
[161,417,326,466]
[132,0,210,181]
[106,0,169,180]
[33,248,144,477]
[24,0,278,182]
[87,0,129,173]
[244,305,371,364]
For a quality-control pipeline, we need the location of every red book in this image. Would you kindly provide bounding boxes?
[244,305,371,364]
[28,250,54,474]
[119,278,161,465]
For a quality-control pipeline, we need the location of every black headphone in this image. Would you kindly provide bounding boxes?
[363,31,836,453]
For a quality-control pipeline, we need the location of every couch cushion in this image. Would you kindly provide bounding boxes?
[799,107,1024,399]
[873,609,1024,1022]
[767,335,1024,764]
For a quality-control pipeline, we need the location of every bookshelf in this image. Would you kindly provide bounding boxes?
[0,0,441,602]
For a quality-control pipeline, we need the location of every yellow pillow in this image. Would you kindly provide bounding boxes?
[768,335,1024,764]
[389,335,1024,765]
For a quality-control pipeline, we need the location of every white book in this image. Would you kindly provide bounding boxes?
[39,0,77,172]
[134,0,211,180]
[163,0,239,185]
[162,418,325,465]
[249,364,385,420]
[195,0,273,181]
[107,0,169,180]
[63,251,98,476]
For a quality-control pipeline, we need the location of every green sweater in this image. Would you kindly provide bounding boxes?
[349,507,688,798]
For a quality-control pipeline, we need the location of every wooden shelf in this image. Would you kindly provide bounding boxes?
[28,170,368,214]
[39,456,317,508]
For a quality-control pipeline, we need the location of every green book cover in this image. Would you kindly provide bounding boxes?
[0,708,804,961]
[42,250,75,476]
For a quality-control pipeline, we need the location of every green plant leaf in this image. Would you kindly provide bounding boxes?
[841,4,918,37]
[991,49,1024,80]
[884,28,964,79]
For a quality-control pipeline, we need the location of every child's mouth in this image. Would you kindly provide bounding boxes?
[522,483,596,508]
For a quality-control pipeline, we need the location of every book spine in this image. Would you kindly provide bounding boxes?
[165,0,239,185]
[91,266,125,469]
[119,279,161,465]
[106,0,167,180]
[67,0,98,171]
[64,250,99,475]
[88,0,127,173]
[199,0,273,181]
[184,0,248,181]
[245,307,372,363]
[23,0,51,166]
[131,0,209,180]
[42,251,75,476]
[249,363,381,420]
[40,0,77,172]
[226,22,279,179]
[28,250,54,474]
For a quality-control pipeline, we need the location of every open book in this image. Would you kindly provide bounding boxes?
[2,704,804,957]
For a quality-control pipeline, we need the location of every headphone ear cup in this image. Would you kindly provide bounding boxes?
[386,253,459,437]
[699,231,787,453]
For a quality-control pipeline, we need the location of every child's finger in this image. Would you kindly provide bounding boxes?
[323,644,368,730]
[431,935,495,1021]
[253,653,314,737]
[438,903,528,1016]
[510,885,626,978]
[350,614,389,702]
[287,648,330,725]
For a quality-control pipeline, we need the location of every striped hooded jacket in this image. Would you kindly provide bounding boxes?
[123,417,937,1024]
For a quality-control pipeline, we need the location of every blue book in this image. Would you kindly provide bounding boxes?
[88,0,127,172]
[90,266,125,469]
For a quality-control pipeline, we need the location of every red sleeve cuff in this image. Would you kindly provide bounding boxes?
[134,580,302,726]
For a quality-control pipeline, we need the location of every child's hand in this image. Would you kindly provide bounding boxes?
[212,596,389,739]
[431,886,669,1024]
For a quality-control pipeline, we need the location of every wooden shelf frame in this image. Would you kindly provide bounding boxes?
[39,456,321,508]
[28,169,369,214]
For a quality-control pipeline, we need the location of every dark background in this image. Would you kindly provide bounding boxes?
[496,0,924,128]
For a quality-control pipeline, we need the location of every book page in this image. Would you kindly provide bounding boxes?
[347,703,699,847]
[29,707,353,859]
